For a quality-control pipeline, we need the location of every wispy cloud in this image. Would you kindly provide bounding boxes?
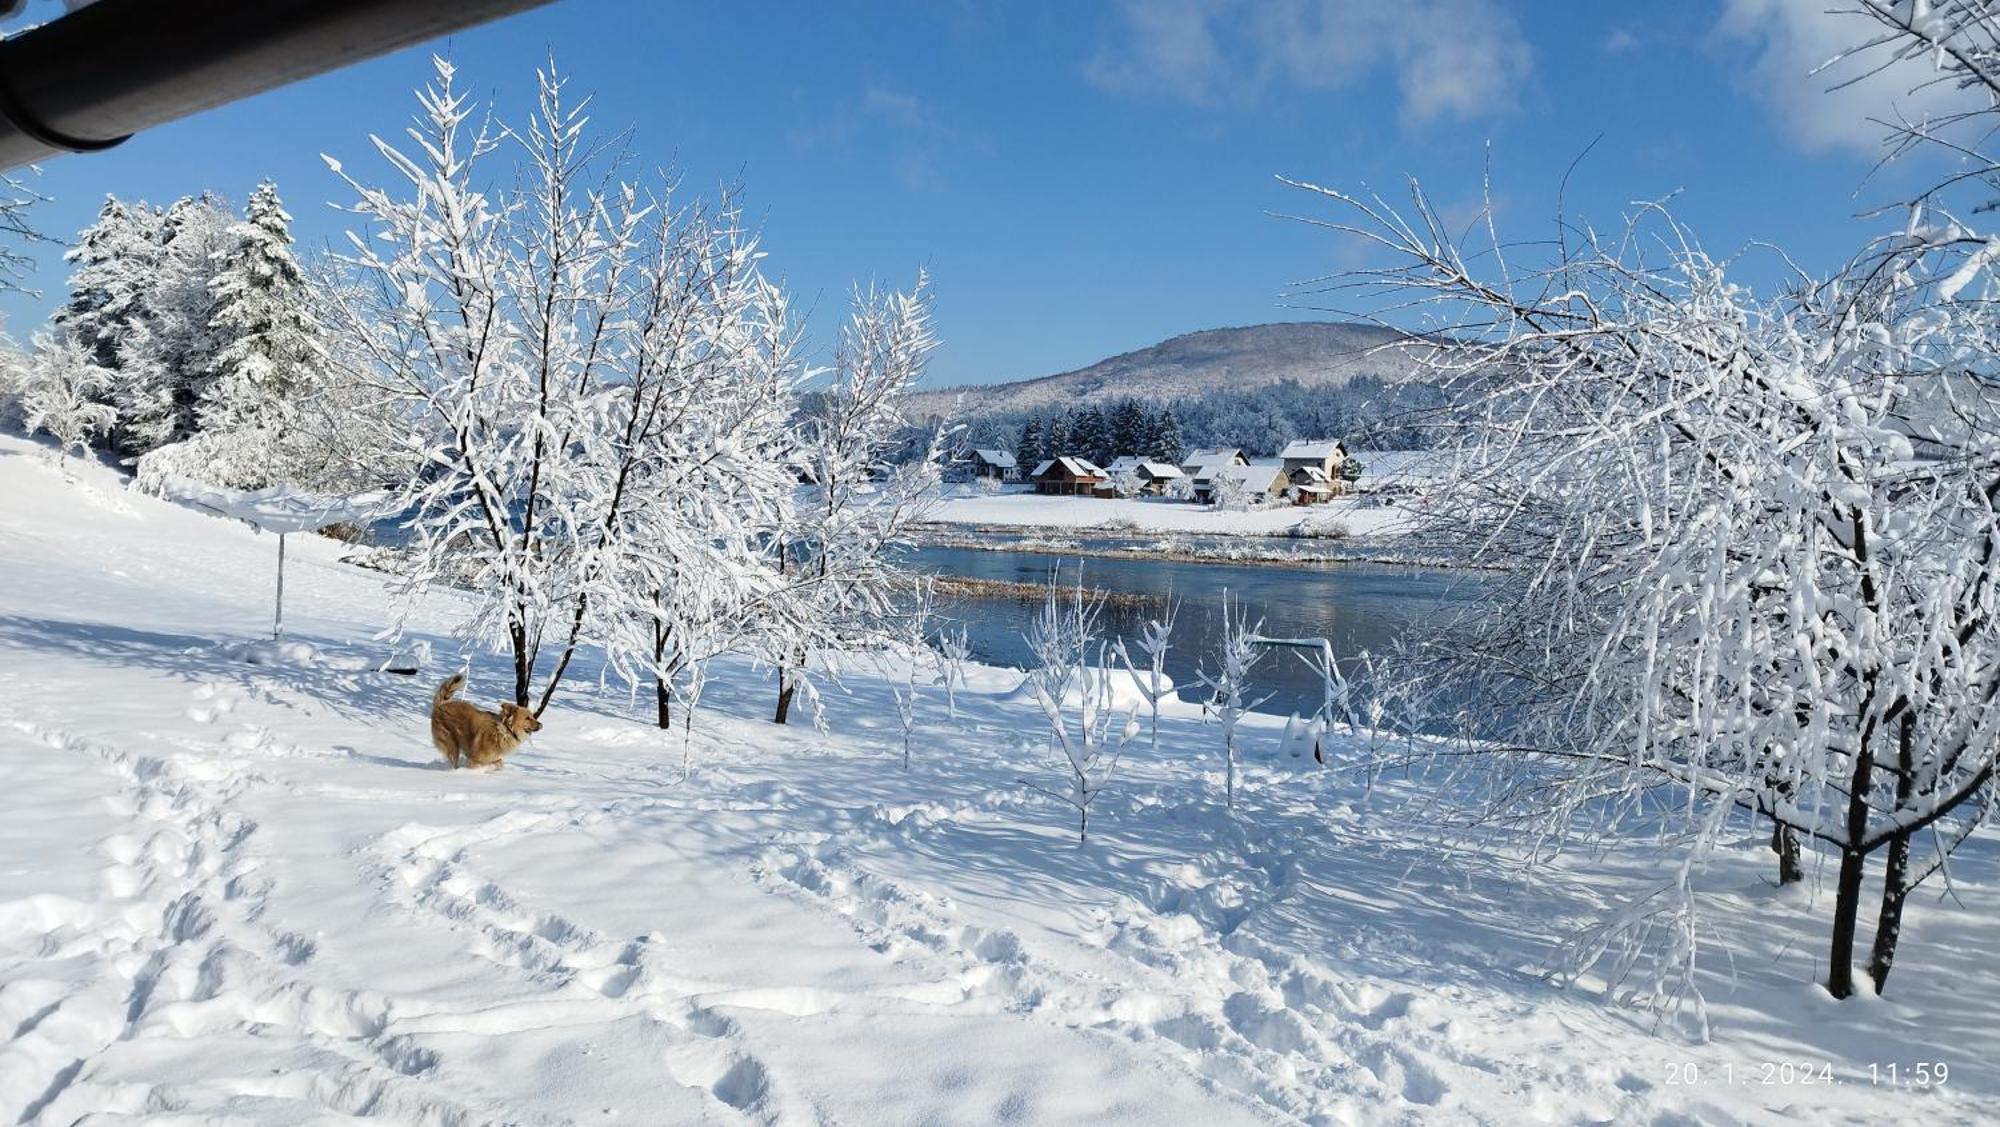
[1600,28,1639,56]
[1084,0,1533,125]
[1716,0,1980,155]
[790,83,967,193]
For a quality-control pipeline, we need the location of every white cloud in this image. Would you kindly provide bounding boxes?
[1086,0,1533,124]
[1717,0,1980,155]
[1601,28,1639,56]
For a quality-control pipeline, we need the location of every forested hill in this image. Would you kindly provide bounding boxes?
[910,321,1443,457]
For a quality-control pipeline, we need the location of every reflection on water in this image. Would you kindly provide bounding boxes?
[906,545,1483,718]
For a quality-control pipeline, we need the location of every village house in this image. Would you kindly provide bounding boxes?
[1103,455,1185,496]
[1279,439,1351,497]
[1285,465,1337,505]
[1198,460,1288,506]
[960,448,1019,482]
[1029,455,1109,496]
[1179,447,1248,501]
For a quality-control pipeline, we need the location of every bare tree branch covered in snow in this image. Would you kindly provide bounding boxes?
[1114,596,1178,755]
[1284,1,2000,1008]
[321,58,804,717]
[1020,571,1139,842]
[1197,591,1267,809]
[765,276,945,728]
[20,330,116,467]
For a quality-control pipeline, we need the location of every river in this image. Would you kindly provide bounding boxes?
[904,543,1484,719]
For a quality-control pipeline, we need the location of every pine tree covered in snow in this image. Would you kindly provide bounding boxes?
[118,193,235,451]
[203,182,323,437]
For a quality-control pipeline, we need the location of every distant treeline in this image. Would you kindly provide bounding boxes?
[930,375,1441,464]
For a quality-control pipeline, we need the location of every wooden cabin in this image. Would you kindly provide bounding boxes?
[1030,455,1109,496]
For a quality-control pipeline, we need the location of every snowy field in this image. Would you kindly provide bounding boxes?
[0,428,1995,1125]
[923,489,1413,539]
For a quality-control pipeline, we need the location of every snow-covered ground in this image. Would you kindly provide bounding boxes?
[0,429,1993,1125]
[924,489,1413,539]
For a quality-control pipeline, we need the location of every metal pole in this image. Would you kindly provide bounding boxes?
[0,0,556,171]
[274,533,286,641]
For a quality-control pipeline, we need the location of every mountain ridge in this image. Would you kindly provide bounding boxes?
[907,321,1432,421]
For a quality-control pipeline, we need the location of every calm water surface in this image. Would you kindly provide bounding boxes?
[906,544,1483,718]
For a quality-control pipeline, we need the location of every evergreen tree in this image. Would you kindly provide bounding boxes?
[121,193,234,448]
[203,182,323,445]
[1045,410,1071,457]
[1017,416,1044,466]
[53,196,167,450]
[1074,405,1109,463]
[1153,407,1185,462]
[1108,397,1146,457]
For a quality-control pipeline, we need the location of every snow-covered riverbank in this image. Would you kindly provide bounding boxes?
[0,430,1993,1125]
[923,487,1416,540]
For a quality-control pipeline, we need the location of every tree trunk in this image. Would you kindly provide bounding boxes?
[509,620,532,707]
[1825,716,1880,1000]
[655,673,672,730]
[1825,846,1867,999]
[774,667,795,725]
[1867,829,1912,995]
[1868,715,1918,995]
[1772,820,1803,885]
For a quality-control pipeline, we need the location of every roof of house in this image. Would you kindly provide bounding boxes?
[1280,439,1346,461]
[1104,455,1145,473]
[971,448,1017,468]
[1181,453,1243,480]
[1212,461,1287,489]
[1184,447,1244,463]
[1288,465,1331,483]
[1030,455,1107,479]
[1139,460,1182,478]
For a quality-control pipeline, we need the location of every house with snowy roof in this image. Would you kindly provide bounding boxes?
[1279,439,1351,496]
[961,448,1019,481]
[1030,455,1109,496]
[1104,455,1184,495]
[1178,448,1249,500]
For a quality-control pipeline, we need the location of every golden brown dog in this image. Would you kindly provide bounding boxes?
[430,673,542,769]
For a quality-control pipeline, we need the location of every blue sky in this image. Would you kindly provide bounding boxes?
[0,1,1961,387]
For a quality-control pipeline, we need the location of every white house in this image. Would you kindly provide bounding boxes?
[963,448,1019,481]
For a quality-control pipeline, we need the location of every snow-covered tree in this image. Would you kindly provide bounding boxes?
[109,193,236,453]
[1294,0,2000,1003]
[202,182,324,438]
[323,58,804,719]
[1020,572,1137,842]
[934,623,972,721]
[1208,470,1251,512]
[20,330,116,466]
[1114,597,1178,754]
[1196,591,1266,808]
[766,275,944,726]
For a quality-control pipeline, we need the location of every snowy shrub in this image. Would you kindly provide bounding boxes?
[933,623,971,721]
[1164,474,1196,502]
[20,330,116,465]
[1208,472,1251,512]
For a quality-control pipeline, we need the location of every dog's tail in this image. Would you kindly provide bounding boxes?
[432,672,467,710]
